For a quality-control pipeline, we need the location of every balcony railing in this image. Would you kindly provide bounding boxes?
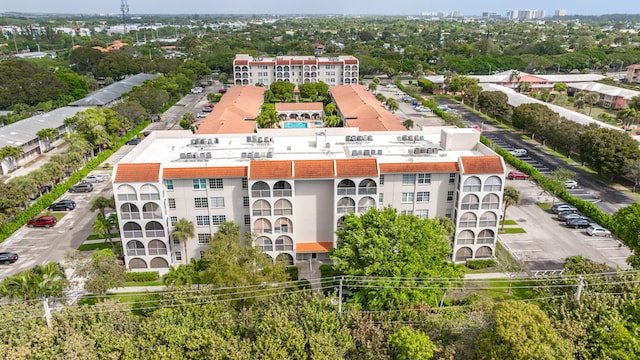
[145,230,165,237]
[337,206,355,214]
[252,190,271,198]
[253,228,272,234]
[358,188,377,195]
[121,212,141,220]
[143,211,163,219]
[479,221,497,227]
[140,194,161,200]
[274,226,291,233]
[273,189,292,197]
[118,194,137,201]
[123,230,143,238]
[275,245,294,251]
[252,209,271,216]
[337,188,356,195]
[358,206,374,213]
[274,209,293,216]
[459,221,476,228]
[127,249,146,256]
[148,248,168,255]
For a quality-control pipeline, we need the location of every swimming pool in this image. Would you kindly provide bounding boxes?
[314,121,324,127]
[283,121,308,129]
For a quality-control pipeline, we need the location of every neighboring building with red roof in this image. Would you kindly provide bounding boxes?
[330,85,407,131]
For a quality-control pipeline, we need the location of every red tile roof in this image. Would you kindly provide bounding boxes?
[294,160,335,178]
[195,86,264,134]
[460,156,504,174]
[335,158,378,177]
[249,160,293,179]
[275,102,324,111]
[330,85,406,132]
[234,60,248,65]
[163,166,247,179]
[379,162,459,173]
[296,242,333,253]
[114,163,160,183]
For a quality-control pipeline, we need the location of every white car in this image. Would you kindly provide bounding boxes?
[385,84,397,88]
[586,225,612,237]
[509,149,527,157]
[196,112,208,118]
[564,180,578,189]
[81,174,104,183]
[191,87,203,94]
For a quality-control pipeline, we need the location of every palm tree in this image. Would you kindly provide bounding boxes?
[36,128,59,152]
[92,215,117,253]
[376,93,386,103]
[162,265,195,287]
[0,145,24,171]
[90,196,115,219]
[501,186,520,231]
[402,119,415,130]
[585,93,600,116]
[368,82,377,94]
[385,98,399,113]
[41,161,64,185]
[28,169,50,197]
[324,102,337,116]
[172,218,195,263]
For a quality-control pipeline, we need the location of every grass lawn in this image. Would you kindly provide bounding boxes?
[501,219,517,225]
[499,228,526,234]
[124,281,164,287]
[87,233,120,241]
[46,212,68,221]
[77,241,123,253]
[78,291,162,306]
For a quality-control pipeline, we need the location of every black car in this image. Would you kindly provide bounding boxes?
[127,138,141,145]
[567,218,592,229]
[0,252,19,264]
[69,183,94,193]
[49,200,76,211]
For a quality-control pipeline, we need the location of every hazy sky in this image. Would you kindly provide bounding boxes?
[4,1,640,16]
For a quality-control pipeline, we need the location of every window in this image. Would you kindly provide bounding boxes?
[194,197,208,208]
[198,234,211,244]
[402,174,415,185]
[173,238,180,245]
[196,215,210,226]
[209,178,224,189]
[416,192,430,202]
[168,198,176,209]
[445,209,453,219]
[243,196,250,207]
[212,215,226,225]
[418,173,431,184]
[210,197,225,208]
[175,252,182,261]
[400,210,413,216]
[459,212,477,227]
[401,192,414,203]
[165,180,174,190]
[170,216,178,225]
[415,209,429,219]
[244,214,251,225]
[193,179,207,190]
[482,194,500,209]
[449,173,456,184]
[447,191,454,202]
[484,176,502,191]
[378,193,384,204]
[379,175,385,185]
[463,177,482,192]
[461,194,480,210]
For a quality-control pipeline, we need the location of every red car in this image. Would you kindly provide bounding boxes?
[203,104,215,109]
[27,215,57,228]
[507,170,530,180]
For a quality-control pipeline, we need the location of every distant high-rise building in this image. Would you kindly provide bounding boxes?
[555,9,568,17]
[506,9,546,20]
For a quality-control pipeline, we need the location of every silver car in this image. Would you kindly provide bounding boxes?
[81,175,104,183]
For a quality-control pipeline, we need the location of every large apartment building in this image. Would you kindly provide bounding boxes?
[233,54,359,87]
[112,127,505,272]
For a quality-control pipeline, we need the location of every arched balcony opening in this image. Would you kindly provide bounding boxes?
[484,176,502,192]
[275,218,293,233]
[275,236,294,251]
[234,66,241,72]
[457,230,475,245]
[117,184,137,201]
[256,236,273,251]
[273,181,292,197]
[150,257,169,268]
[142,202,162,219]
[358,178,377,195]
[242,79,249,85]
[140,184,160,200]
[479,212,498,227]
[274,199,292,216]
[145,221,165,237]
[455,247,473,262]
[459,212,477,228]
[276,253,294,265]
[463,176,482,192]
[241,66,248,72]
[475,246,493,258]
[252,199,271,216]
[123,222,143,238]
[126,240,145,256]
[120,203,140,220]
[358,197,376,213]
[337,216,345,231]
[482,194,500,209]
[128,258,147,269]
[337,179,356,195]
[477,230,495,244]
[337,197,355,214]
[253,218,272,234]
[148,239,168,255]
[461,194,480,210]
[251,181,270,198]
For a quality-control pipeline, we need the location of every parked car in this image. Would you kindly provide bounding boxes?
[201,107,213,113]
[509,148,527,157]
[507,170,530,180]
[126,138,141,145]
[0,252,18,264]
[48,200,76,211]
[586,225,612,237]
[560,214,588,223]
[385,84,397,88]
[196,112,208,118]
[69,183,94,193]
[564,180,578,189]
[551,204,577,214]
[557,210,579,221]
[27,215,57,228]
[566,218,592,229]
[218,89,227,93]
[190,87,203,94]
[82,174,104,183]
[203,104,215,109]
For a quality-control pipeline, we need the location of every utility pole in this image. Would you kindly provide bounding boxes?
[338,276,344,315]
[120,0,129,35]
[42,298,52,328]
[575,275,584,303]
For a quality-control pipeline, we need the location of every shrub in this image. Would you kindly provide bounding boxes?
[286,266,299,280]
[466,259,496,269]
[126,271,159,282]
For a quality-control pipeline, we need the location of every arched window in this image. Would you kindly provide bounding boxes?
[150,257,169,268]
[358,178,377,195]
[126,240,145,256]
[120,203,140,219]
[253,218,272,234]
[462,176,481,192]
[284,66,290,71]
[457,230,475,245]
[142,202,162,219]
[479,212,498,227]
[117,184,137,201]
[358,197,376,213]
[273,181,292,197]
[256,236,273,251]
[252,199,271,216]
[140,184,160,200]
[251,181,270,197]
[275,217,293,233]
[482,194,500,209]
[242,66,248,72]
[337,216,345,230]
[235,66,241,72]
[123,222,143,238]
[274,199,292,215]
[475,246,493,258]
[461,194,480,210]
[276,66,283,71]
[477,230,495,244]
[148,239,168,255]
[145,221,165,237]
[459,212,477,228]
[337,197,355,213]
[484,176,502,191]
[128,258,147,269]
[276,253,294,265]
[455,247,473,262]
[337,179,356,195]
[275,236,294,251]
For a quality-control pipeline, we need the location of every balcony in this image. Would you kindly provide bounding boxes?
[337,188,356,196]
[273,189,292,197]
[252,190,271,198]
[121,212,141,220]
[145,230,165,237]
[123,230,143,238]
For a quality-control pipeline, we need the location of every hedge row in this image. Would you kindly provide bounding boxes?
[127,271,159,282]
[0,120,151,243]
[465,259,496,269]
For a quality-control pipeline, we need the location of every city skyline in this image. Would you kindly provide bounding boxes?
[3,1,639,16]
